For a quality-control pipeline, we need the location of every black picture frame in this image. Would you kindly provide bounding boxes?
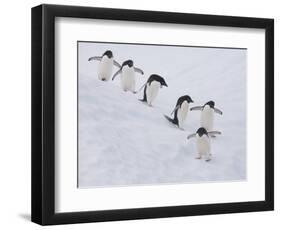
[31,4,274,225]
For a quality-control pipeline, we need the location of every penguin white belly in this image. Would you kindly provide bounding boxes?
[177,101,189,128]
[98,57,113,81]
[200,107,214,131]
[146,81,160,106]
[196,135,210,156]
[121,66,135,92]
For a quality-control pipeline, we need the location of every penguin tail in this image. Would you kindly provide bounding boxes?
[164,115,177,125]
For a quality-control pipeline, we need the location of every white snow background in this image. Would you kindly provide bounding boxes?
[78,41,247,188]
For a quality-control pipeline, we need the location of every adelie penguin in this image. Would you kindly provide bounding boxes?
[112,60,144,93]
[187,127,221,162]
[139,74,168,106]
[88,50,121,81]
[190,101,223,135]
[164,95,194,129]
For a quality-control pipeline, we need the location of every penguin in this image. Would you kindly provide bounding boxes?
[190,101,223,134]
[112,60,144,93]
[187,127,221,162]
[164,95,194,129]
[139,74,168,106]
[88,50,121,81]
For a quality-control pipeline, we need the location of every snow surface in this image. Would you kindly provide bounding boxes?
[78,42,247,188]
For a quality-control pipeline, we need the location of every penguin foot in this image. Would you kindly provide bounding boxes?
[133,91,137,94]
[211,135,216,138]
[195,156,202,159]
[205,159,211,162]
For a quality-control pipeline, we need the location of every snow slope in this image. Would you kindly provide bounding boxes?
[78,42,246,188]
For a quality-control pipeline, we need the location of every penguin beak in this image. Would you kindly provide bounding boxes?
[163,82,168,87]
[190,99,194,103]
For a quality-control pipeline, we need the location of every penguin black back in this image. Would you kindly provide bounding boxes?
[164,113,178,126]
[172,109,179,124]
[140,84,148,102]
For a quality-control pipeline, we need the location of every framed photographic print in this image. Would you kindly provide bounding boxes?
[31,4,274,225]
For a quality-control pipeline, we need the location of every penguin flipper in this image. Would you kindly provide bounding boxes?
[190,106,203,111]
[214,108,223,115]
[164,115,177,125]
[170,105,180,116]
[134,67,144,75]
[136,83,147,93]
[139,85,147,102]
[208,131,222,136]
[187,133,196,140]
[88,56,102,61]
[113,60,121,68]
[112,69,121,80]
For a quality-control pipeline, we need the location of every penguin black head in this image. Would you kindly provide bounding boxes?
[148,74,168,87]
[123,60,134,67]
[160,78,168,87]
[197,127,208,137]
[103,50,113,58]
[183,95,194,103]
[205,100,215,108]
